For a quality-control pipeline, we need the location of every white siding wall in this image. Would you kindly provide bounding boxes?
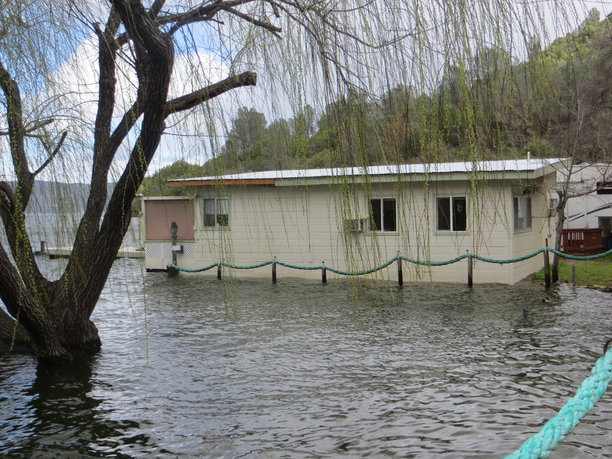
[560,164,612,229]
[145,176,554,284]
[510,175,556,283]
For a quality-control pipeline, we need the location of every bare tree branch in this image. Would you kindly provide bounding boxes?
[0,60,33,207]
[222,5,282,36]
[271,0,405,49]
[93,9,121,161]
[0,118,55,137]
[162,0,255,35]
[32,131,68,177]
[0,181,15,212]
[0,58,51,295]
[164,71,257,116]
[59,0,175,321]
[149,0,167,18]
[68,9,122,273]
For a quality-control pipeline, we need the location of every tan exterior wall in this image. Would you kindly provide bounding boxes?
[144,174,555,283]
[509,174,557,283]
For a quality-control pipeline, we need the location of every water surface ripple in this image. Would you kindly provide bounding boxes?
[1,258,611,457]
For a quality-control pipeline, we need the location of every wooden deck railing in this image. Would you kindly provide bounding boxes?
[562,228,603,253]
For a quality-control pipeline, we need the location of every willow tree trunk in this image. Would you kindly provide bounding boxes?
[0,0,258,362]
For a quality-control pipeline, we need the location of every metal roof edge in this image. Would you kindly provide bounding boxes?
[166,158,568,187]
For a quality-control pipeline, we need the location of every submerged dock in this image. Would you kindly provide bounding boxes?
[40,246,144,259]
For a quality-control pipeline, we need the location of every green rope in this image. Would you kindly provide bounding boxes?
[168,248,612,274]
[170,262,219,273]
[220,261,273,270]
[505,348,612,459]
[275,260,322,270]
[325,256,398,275]
[554,248,612,260]
[399,254,470,266]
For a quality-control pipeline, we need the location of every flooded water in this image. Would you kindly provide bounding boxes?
[1,257,611,458]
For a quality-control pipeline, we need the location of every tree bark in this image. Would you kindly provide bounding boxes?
[552,190,566,283]
[0,0,264,362]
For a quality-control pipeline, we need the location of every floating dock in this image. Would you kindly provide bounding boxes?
[42,246,144,259]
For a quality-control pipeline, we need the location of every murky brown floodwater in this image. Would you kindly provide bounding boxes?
[1,256,611,458]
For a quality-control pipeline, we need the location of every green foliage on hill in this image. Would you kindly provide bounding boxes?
[143,11,612,196]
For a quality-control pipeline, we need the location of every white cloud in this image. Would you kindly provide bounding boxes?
[17,30,250,181]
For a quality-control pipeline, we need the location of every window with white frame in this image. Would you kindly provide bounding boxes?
[370,198,396,232]
[203,197,229,227]
[513,196,532,231]
[436,196,467,231]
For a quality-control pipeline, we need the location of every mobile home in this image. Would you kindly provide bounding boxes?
[142,158,564,284]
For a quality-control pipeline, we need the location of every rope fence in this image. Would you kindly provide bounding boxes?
[169,247,612,276]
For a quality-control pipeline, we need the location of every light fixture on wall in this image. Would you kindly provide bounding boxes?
[170,222,183,254]
[170,221,178,244]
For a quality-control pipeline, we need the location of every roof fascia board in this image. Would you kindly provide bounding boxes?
[274,169,554,187]
[167,179,276,187]
[142,195,196,200]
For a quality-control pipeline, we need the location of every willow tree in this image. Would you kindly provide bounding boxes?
[0,0,323,361]
[0,0,599,361]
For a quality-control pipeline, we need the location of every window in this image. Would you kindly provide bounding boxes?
[370,198,396,232]
[513,196,532,231]
[436,196,467,231]
[596,182,612,195]
[203,198,229,227]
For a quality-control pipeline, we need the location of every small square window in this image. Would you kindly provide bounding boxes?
[436,196,467,231]
[370,198,396,232]
[513,196,532,231]
[203,198,229,228]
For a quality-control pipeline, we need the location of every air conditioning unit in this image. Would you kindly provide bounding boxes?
[344,218,365,232]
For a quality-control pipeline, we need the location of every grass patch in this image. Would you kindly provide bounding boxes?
[533,257,612,288]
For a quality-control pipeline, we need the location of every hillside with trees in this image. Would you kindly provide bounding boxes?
[144,10,611,195]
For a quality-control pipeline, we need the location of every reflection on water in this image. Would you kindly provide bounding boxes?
[1,258,611,457]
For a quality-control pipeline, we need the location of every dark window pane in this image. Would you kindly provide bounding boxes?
[513,197,519,230]
[437,197,450,230]
[370,199,381,231]
[596,182,612,195]
[383,198,396,232]
[453,197,467,231]
[204,199,215,227]
[525,197,532,228]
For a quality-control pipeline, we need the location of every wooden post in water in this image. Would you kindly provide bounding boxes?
[40,240,46,255]
[168,251,179,277]
[467,251,473,287]
[543,240,551,289]
[168,222,180,277]
[397,252,403,287]
[322,261,327,284]
[272,256,277,284]
[217,263,222,280]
